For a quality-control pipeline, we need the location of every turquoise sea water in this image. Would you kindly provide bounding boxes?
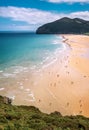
[0,33,64,76]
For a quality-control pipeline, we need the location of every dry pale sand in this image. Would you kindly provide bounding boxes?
[30,34,89,117]
[0,34,89,117]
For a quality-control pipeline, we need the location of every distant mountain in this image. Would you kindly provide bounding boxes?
[36,17,89,34]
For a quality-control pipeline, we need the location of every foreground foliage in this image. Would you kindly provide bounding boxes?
[0,96,89,130]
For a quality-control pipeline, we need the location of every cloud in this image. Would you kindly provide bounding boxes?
[0,6,89,31]
[70,11,89,20]
[0,6,59,25]
[45,0,89,3]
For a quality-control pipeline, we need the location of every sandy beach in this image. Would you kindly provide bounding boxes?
[29,34,89,117]
[0,34,89,117]
[31,34,89,117]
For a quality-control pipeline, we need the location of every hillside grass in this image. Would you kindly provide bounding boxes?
[0,95,89,130]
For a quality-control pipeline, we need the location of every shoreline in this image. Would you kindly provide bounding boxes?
[62,35,72,49]
[0,34,89,117]
[31,34,89,117]
[62,34,89,74]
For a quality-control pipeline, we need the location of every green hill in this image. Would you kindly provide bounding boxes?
[36,17,89,34]
[0,96,89,130]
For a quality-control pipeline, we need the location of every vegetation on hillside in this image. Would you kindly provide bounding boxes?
[0,95,89,130]
[36,17,89,34]
[85,32,89,35]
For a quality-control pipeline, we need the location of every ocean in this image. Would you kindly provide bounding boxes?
[0,32,66,103]
[0,33,64,75]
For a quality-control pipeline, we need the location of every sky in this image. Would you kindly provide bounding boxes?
[0,0,89,31]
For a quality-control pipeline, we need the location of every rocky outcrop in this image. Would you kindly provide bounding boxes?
[0,96,12,104]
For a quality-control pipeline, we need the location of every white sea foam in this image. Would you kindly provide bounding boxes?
[3,73,16,78]
[52,35,63,45]
[25,92,35,102]
[23,70,28,73]
[0,35,67,80]
[25,89,30,92]
[41,37,67,70]
[41,56,50,64]
[42,57,57,69]
[13,66,28,74]
[13,71,19,74]
[53,40,60,44]
[0,70,3,73]
[19,83,23,86]
[28,93,33,97]
[0,88,5,91]
[8,95,15,100]
[28,92,35,102]
[42,46,67,69]
[30,65,36,70]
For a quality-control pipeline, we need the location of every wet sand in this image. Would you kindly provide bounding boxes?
[0,34,89,117]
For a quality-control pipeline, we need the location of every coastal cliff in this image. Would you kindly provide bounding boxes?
[0,95,89,130]
[36,17,89,34]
